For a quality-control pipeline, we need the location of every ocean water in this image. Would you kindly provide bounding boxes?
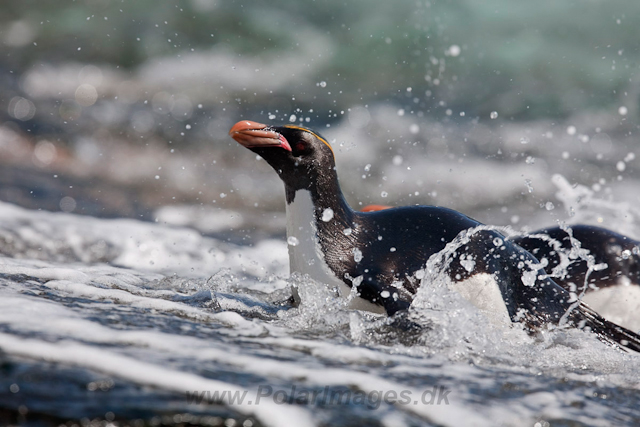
[3,89,640,426]
[1,154,640,427]
[3,1,640,425]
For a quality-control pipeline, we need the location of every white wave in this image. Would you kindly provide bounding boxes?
[1,197,639,426]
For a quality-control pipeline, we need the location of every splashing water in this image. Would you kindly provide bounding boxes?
[553,174,639,237]
[0,185,639,426]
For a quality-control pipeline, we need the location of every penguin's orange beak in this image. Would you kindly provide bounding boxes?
[229,120,292,152]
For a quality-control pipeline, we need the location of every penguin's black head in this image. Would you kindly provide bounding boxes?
[229,120,336,192]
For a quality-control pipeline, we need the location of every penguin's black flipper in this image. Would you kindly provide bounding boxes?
[569,302,640,353]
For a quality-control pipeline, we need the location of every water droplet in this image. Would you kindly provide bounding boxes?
[448,44,461,57]
[33,140,56,164]
[617,161,626,172]
[287,236,299,246]
[545,202,555,211]
[397,109,405,116]
[59,196,76,213]
[525,179,534,193]
[319,81,327,88]
[381,191,388,198]
[9,96,37,120]
[74,84,98,107]
[521,270,537,287]
[343,228,352,236]
[618,106,628,116]
[525,156,535,164]
[460,255,475,272]
[520,136,530,144]
[566,126,577,135]
[490,111,498,119]
[321,208,334,222]
[390,247,396,252]
[353,248,363,262]
[392,155,403,166]
[364,164,371,172]
[409,124,419,134]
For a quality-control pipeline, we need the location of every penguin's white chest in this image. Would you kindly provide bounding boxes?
[285,190,385,314]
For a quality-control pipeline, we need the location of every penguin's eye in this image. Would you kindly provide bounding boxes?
[291,133,314,156]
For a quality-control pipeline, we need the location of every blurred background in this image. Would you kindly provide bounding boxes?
[2,0,640,241]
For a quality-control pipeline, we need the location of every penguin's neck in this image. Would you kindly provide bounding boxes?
[284,183,384,313]
[284,163,354,238]
[284,173,354,270]
[284,168,355,275]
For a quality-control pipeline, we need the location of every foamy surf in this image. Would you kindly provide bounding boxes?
[1,178,639,426]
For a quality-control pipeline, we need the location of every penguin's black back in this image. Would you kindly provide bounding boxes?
[317,205,481,295]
